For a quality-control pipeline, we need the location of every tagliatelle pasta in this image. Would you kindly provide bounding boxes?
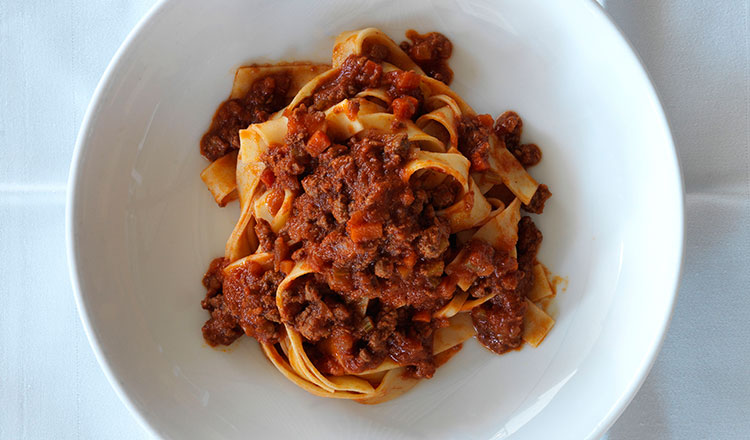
[197,28,558,403]
[199,150,238,207]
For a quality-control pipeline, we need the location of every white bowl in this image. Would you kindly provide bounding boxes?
[67,0,683,438]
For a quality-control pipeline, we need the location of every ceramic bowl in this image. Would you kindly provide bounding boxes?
[67,0,684,438]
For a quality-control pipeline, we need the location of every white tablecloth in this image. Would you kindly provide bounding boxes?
[1,1,747,438]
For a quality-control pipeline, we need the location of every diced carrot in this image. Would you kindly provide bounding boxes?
[347,221,383,242]
[403,251,417,269]
[413,44,432,61]
[396,251,417,277]
[306,130,331,156]
[392,96,419,120]
[260,168,275,187]
[477,114,494,128]
[349,210,365,224]
[394,70,420,89]
[267,189,285,215]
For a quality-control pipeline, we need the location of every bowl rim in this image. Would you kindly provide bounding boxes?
[65,1,685,438]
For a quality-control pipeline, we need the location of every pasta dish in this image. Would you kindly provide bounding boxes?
[198,28,556,403]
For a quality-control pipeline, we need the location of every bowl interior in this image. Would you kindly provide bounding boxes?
[68,0,682,438]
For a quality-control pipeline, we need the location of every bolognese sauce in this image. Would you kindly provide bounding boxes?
[199,29,554,387]
[200,73,293,162]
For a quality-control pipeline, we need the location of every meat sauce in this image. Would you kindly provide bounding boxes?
[200,31,549,377]
[200,73,293,162]
[400,30,454,85]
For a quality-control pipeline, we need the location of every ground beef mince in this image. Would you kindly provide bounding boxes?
[469,217,542,354]
[255,219,276,252]
[494,110,544,167]
[470,217,541,354]
[494,110,523,150]
[280,131,453,312]
[469,216,542,355]
[515,216,543,297]
[512,143,542,168]
[201,258,244,346]
[471,297,526,355]
[460,239,527,355]
[524,183,552,214]
[307,55,383,111]
[304,53,427,116]
[257,126,458,376]
[458,114,494,172]
[278,276,355,342]
[308,300,398,376]
[428,177,463,210]
[221,261,285,344]
[200,73,293,161]
[449,240,519,288]
[400,30,454,85]
[388,312,436,378]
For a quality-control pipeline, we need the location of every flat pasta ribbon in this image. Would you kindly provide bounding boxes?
[225,117,288,262]
[200,151,238,207]
[416,99,460,151]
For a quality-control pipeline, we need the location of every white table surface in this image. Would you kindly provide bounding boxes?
[1,0,748,438]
